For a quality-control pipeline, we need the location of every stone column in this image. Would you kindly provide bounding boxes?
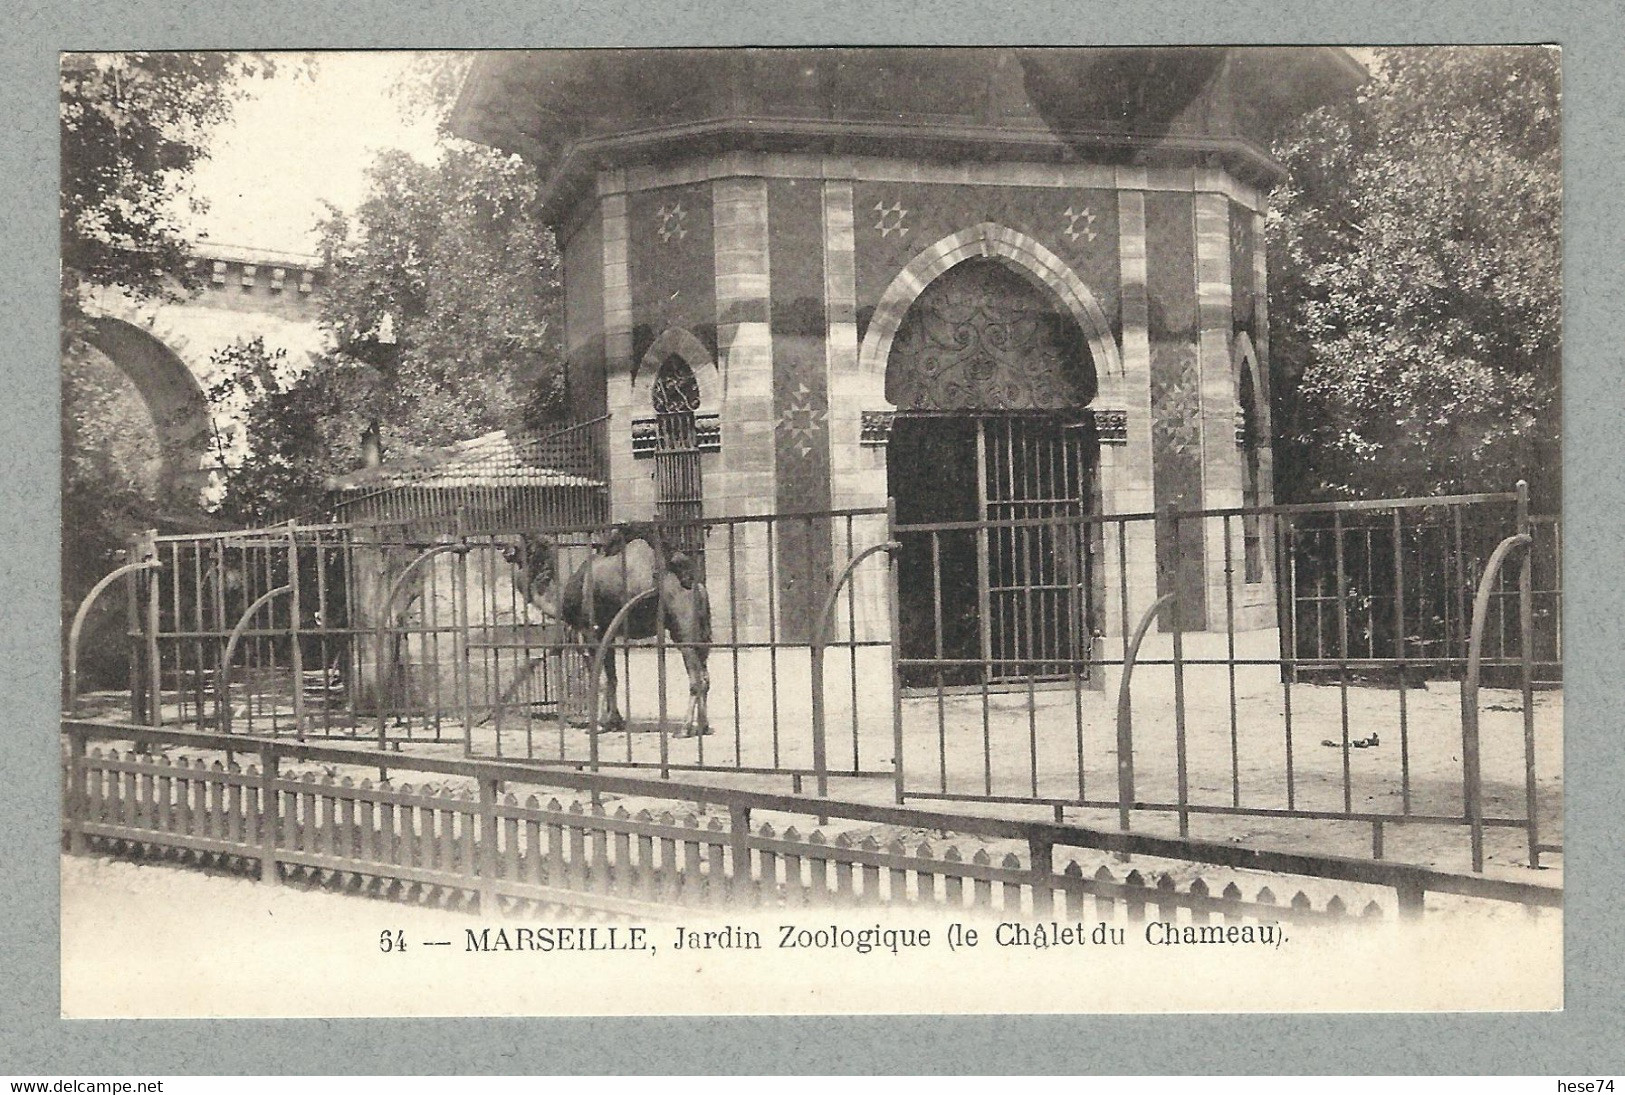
[1110,183,1159,642]
[601,185,650,522]
[712,176,776,639]
[820,177,889,643]
[1195,189,1241,629]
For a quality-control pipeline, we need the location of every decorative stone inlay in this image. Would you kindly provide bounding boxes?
[1092,407,1129,444]
[1063,204,1098,243]
[872,200,909,238]
[860,410,894,446]
[1149,345,1203,457]
[631,413,721,458]
[778,381,827,458]
[656,201,689,243]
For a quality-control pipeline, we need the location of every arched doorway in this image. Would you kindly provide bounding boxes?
[885,257,1100,685]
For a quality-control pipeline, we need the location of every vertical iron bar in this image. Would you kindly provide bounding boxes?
[456,544,475,760]
[767,517,781,770]
[1223,513,1239,808]
[1454,505,1468,666]
[167,541,183,724]
[1171,509,1189,838]
[886,499,905,805]
[286,525,306,740]
[211,540,228,727]
[1517,482,1540,868]
[1334,508,1352,813]
[1279,513,1296,811]
[1393,508,1411,815]
[975,421,993,669]
[846,514,860,772]
[729,519,742,766]
[314,538,330,736]
[932,530,947,794]
[143,532,161,728]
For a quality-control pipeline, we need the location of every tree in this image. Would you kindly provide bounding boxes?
[207,338,377,525]
[311,142,564,452]
[215,67,566,518]
[1267,47,1561,509]
[60,52,286,314]
[60,52,282,688]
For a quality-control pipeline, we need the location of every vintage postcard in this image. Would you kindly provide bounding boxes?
[58,46,1562,1017]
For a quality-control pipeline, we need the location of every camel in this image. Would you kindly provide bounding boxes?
[503,526,712,737]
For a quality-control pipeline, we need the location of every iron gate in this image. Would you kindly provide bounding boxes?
[890,413,1098,686]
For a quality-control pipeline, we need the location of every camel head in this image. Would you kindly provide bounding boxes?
[502,534,564,620]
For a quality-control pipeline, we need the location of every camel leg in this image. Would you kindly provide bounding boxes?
[679,645,712,737]
[597,640,625,733]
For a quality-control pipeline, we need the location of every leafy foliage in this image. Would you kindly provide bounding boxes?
[207,338,374,525]
[311,143,564,451]
[61,342,176,691]
[210,56,566,520]
[61,53,283,687]
[1267,46,1561,508]
[60,52,286,309]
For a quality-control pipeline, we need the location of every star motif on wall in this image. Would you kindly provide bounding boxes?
[873,200,910,238]
[657,202,689,243]
[778,382,827,458]
[1062,205,1098,244]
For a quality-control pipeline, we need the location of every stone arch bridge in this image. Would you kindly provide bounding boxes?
[76,243,328,497]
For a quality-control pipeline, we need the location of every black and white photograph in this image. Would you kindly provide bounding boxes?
[56,45,1564,1017]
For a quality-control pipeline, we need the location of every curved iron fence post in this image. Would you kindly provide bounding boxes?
[218,584,293,734]
[1114,591,1178,835]
[1462,530,1534,873]
[588,588,661,774]
[65,558,160,716]
[373,542,468,747]
[809,539,901,799]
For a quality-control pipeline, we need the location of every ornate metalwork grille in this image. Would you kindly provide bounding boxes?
[885,257,1094,413]
[650,355,704,555]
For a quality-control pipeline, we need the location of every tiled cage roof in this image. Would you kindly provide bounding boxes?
[327,425,606,494]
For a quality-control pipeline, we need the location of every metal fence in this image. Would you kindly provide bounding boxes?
[65,488,1558,870]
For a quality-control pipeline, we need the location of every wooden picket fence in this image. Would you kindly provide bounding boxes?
[60,719,1563,924]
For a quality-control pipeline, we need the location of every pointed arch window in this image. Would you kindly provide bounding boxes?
[1239,367,1264,585]
[651,354,704,552]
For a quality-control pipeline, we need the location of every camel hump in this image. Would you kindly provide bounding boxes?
[599,522,669,557]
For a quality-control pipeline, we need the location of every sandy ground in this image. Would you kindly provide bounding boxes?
[424,651,1563,876]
